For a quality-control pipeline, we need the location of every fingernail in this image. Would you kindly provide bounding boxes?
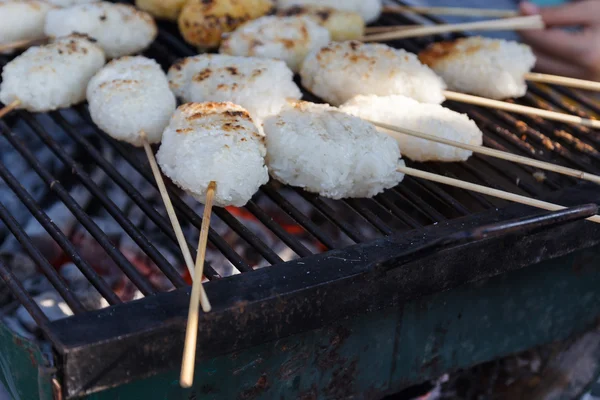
[519,1,540,15]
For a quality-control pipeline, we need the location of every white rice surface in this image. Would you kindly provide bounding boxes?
[263,101,404,199]
[168,54,301,127]
[0,1,55,51]
[276,0,381,23]
[87,56,176,146]
[44,2,157,58]
[300,41,447,106]
[419,36,536,100]
[341,95,483,162]
[0,35,105,112]
[156,102,269,207]
[219,15,330,73]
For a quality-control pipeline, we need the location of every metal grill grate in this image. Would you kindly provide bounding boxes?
[0,1,600,397]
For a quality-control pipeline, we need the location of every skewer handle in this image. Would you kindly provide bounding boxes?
[382,5,519,18]
[362,15,544,42]
[180,181,216,388]
[398,166,600,224]
[443,90,600,129]
[0,99,21,119]
[140,133,211,313]
[365,25,416,34]
[525,72,600,93]
[368,120,600,185]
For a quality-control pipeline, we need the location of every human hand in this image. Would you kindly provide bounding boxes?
[519,0,600,81]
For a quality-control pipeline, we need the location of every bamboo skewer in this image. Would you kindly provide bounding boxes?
[140,131,211,312]
[364,25,415,34]
[362,15,544,42]
[0,99,21,119]
[180,181,216,389]
[0,37,47,53]
[369,120,600,185]
[398,166,600,224]
[443,90,600,129]
[382,5,519,18]
[524,72,600,93]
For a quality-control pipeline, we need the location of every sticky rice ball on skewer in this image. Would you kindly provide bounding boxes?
[86,56,176,146]
[44,2,157,58]
[0,0,55,53]
[300,41,446,106]
[0,34,105,112]
[167,54,301,127]
[419,36,536,100]
[219,15,330,73]
[157,102,269,207]
[276,0,382,24]
[263,101,404,199]
[341,95,483,162]
[276,5,364,41]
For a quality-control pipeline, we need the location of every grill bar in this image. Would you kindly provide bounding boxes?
[521,92,600,148]
[0,160,121,305]
[19,112,186,289]
[395,178,449,221]
[344,199,395,235]
[435,164,504,208]
[0,260,57,342]
[0,200,85,313]
[261,184,341,249]
[295,190,369,242]
[405,173,472,215]
[0,122,157,295]
[213,207,284,265]
[374,192,423,229]
[470,154,544,196]
[478,134,563,191]
[243,200,313,258]
[554,86,600,116]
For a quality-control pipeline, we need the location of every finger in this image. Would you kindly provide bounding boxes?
[519,29,588,61]
[531,50,589,79]
[519,0,599,27]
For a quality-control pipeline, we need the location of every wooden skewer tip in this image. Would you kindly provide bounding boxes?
[180,181,217,388]
[0,99,21,119]
[0,37,47,53]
